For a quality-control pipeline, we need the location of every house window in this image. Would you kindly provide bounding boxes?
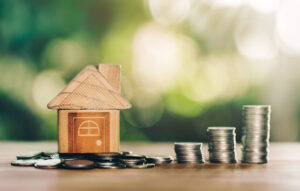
[78,120,100,136]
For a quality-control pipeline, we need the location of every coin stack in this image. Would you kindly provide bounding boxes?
[174,142,205,163]
[207,127,237,163]
[90,153,126,169]
[241,105,271,164]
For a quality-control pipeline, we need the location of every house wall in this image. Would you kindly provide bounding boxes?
[58,110,119,153]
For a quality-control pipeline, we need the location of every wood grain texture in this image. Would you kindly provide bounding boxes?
[2,142,300,191]
[47,65,131,110]
[98,64,121,92]
[109,110,119,152]
[68,112,110,153]
[58,110,118,153]
[58,110,68,152]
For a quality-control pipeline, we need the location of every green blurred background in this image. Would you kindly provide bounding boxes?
[1,0,300,142]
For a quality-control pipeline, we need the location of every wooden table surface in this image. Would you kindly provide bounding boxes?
[1,142,300,191]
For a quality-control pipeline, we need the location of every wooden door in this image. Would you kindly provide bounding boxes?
[68,112,110,153]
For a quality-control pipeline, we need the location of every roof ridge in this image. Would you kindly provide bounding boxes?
[51,93,118,109]
[47,65,131,110]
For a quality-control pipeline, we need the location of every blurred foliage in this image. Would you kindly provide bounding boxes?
[0,0,283,142]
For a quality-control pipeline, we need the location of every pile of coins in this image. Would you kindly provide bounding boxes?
[11,151,173,169]
[174,142,205,163]
[207,127,237,163]
[241,105,271,164]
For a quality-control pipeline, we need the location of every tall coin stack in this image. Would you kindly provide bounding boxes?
[174,143,205,163]
[207,127,237,163]
[242,105,271,164]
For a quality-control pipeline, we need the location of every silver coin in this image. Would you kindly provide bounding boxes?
[243,105,271,110]
[241,156,268,164]
[63,159,95,169]
[120,151,133,155]
[174,142,203,149]
[120,158,146,165]
[209,134,236,138]
[97,164,126,169]
[209,148,236,152]
[121,154,146,160]
[95,161,122,167]
[50,154,60,159]
[34,159,61,169]
[207,127,236,132]
[88,153,121,162]
[17,151,42,160]
[92,152,121,157]
[175,148,202,153]
[42,151,58,157]
[176,155,204,159]
[146,156,173,164]
[127,163,155,169]
[242,147,269,152]
[243,116,270,121]
[11,159,40,166]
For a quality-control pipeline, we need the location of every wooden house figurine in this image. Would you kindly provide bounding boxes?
[47,64,131,153]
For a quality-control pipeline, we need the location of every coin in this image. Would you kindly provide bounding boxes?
[146,156,173,165]
[121,154,146,159]
[50,154,60,159]
[11,159,40,166]
[127,163,155,169]
[121,158,146,166]
[97,164,126,169]
[42,151,58,157]
[87,153,121,162]
[92,153,121,157]
[17,151,42,160]
[34,159,61,169]
[120,151,133,155]
[95,161,125,169]
[62,159,95,169]
[95,161,121,166]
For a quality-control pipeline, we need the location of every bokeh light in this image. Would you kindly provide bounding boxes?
[132,23,182,93]
[32,70,65,112]
[235,11,277,60]
[147,0,191,25]
[41,39,88,71]
[246,0,280,14]
[276,0,300,55]
[210,0,244,8]
[124,88,164,128]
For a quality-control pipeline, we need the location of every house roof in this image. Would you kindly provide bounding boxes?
[47,65,131,110]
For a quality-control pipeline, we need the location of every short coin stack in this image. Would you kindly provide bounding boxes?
[88,153,126,169]
[242,105,271,164]
[174,142,205,163]
[207,127,237,163]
